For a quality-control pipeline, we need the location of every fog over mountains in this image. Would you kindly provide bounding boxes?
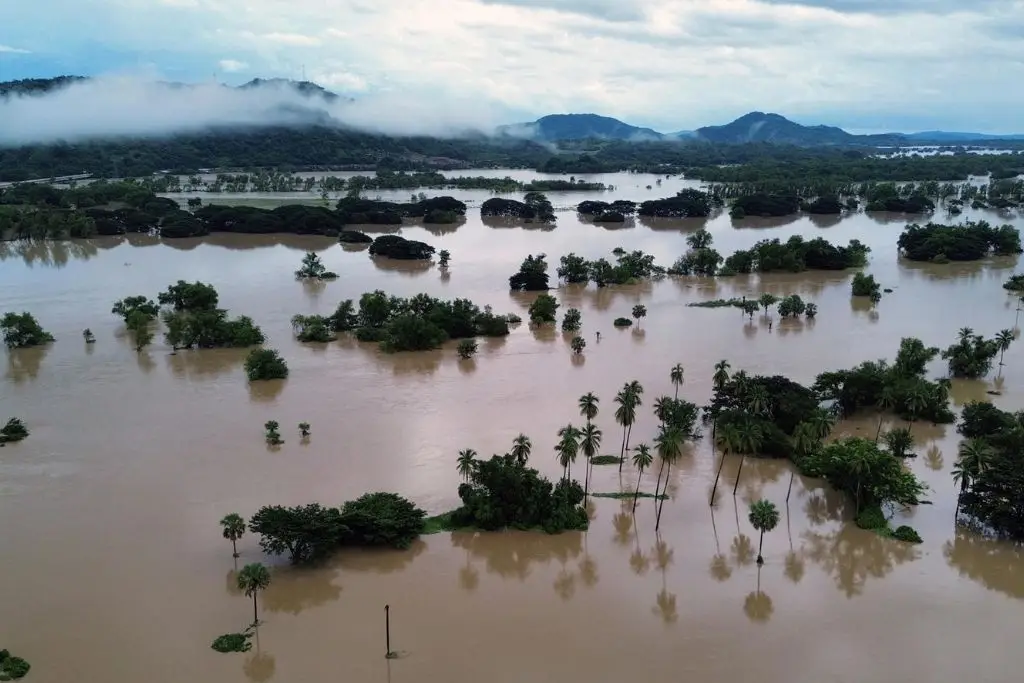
[1,76,1022,147]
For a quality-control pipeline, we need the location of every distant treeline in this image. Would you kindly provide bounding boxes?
[0,181,468,240]
[1,124,1022,182]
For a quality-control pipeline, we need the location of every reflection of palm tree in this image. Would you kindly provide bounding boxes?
[243,649,276,683]
[612,511,634,547]
[943,529,1024,599]
[743,567,773,623]
[553,567,577,600]
[803,525,921,597]
[784,551,805,584]
[651,536,677,624]
[804,495,830,526]
[731,534,755,567]
[924,444,944,471]
[459,564,479,592]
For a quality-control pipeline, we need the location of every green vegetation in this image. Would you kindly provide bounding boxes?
[613,317,632,327]
[291,314,336,343]
[1,312,55,349]
[0,418,30,445]
[82,328,96,343]
[638,189,718,218]
[1003,274,1024,292]
[295,251,337,280]
[577,200,637,216]
[245,349,288,381]
[592,491,666,501]
[248,493,427,564]
[448,449,587,533]
[339,230,372,244]
[898,221,1022,262]
[481,192,556,223]
[813,337,955,424]
[237,563,271,625]
[668,229,723,276]
[326,291,509,352]
[729,193,800,219]
[571,336,586,355]
[590,455,623,466]
[211,629,254,654]
[864,183,935,213]
[748,500,780,564]
[264,421,283,446]
[688,298,747,309]
[557,249,660,287]
[632,304,647,327]
[154,281,265,350]
[111,296,159,323]
[0,650,31,681]
[457,339,478,360]
[341,170,604,192]
[941,327,1004,378]
[851,272,881,300]
[561,308,582,332]
[529,294,559,325]
[369,234,435,260]
[955,402,1024,538]
[220,513,246,558]
[510,254,550,291]
[438,250,451,268]
[721,236,869,275]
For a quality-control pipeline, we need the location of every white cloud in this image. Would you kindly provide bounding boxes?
[3,0,1024,133]
[0,44,30,54]
[218,59,249,73]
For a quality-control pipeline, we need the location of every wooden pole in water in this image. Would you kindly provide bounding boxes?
[385,604,391,657]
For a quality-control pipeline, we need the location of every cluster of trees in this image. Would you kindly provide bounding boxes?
[0,418,29,445]
[0,649,31,681]
[293,291,510,352]
[245,349,289,381]
[295,251,337,280]
[637,189,720,218]
[721,235,869,274]
[1003,274,1024,293]
[897,221,1022,262]
[941,327,1013,379]
[111,295,159,351]
[668,230,868,277]
[556,249,661,287]
[813,337,957,425]
[344,171,605,193]
[729,193,801,219]
[480,192,556,223]
[368,235,435,260]
[954,402,1024,539]
[1,312,54,348]
[227,492,427,566]
[851,272,882,301]
[335,195,466,226]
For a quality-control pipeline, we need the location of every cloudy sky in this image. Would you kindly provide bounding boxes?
[2,0,1023,133]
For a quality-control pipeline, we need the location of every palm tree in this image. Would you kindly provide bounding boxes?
[511,433,532,466]
[653,395,672,427]
[712,360,731,391]
[875,385,896,442]
[732,419,764,497]
[788,423,817,502]
[670,363,684,399]
[555,424,581,481]
[808,408,834,442]
[457,448,477,482]
[631,443,654,513]
[578,392,599,425]
[905,386,929,432]
[748,500,780,565]
[884,427,915,459]
[848,449,871,514]
[614,382,643,472]
[996,328,1014,369]
[237,562,271,626]
[953,439,992,520]
[654,426,684,531]
[958,326,974,343]
[711,422,740,505]
[220,513,246,558]
[746,385,771,417]
[579,423,602,501]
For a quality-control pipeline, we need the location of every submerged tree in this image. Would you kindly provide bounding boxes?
[561,307,582,332]
[245,349,289,381]
[1,311,55,349]
[457,339,478,360]
[295,251,337,280]
[298,422,311,438]
[632,304,647,328]
[438,249,451,268]
[529,293,559,325]
[570,336,586,355]
[631,443,654,512]
[237,562,272,626]
[220,513,246,558]
[884,427,915,459]
[264,421,283,446]
[749,500,780,565]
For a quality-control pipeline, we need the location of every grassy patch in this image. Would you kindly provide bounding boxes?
[211,629,254,654]
[591,491,668,501]
[590,455,623,466]
[422,510,461,534]
[854,504,922,543]
[687,298,747,309]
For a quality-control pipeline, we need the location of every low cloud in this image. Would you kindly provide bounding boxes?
[0,44,30,53]
[0,75,510,146]
[218,59,249,73]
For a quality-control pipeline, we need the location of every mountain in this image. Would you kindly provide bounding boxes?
[692,111,897,145]
[497,113,664,142]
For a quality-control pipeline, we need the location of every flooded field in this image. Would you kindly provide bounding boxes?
[2,171,1024,683]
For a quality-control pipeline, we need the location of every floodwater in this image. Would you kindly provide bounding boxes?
[3,171,1024,683]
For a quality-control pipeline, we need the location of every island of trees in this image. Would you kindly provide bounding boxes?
[897,221,1022,262]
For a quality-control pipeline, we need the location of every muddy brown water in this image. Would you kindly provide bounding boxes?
[3,171,1024,682]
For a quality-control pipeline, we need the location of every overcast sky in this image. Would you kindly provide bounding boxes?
[2,0,1023,133]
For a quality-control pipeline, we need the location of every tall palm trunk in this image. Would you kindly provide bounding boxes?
[757,530,765,564]
[655,463,671,531]
[252,593,259,625]
[732,454,746,496]
[632,466,644,513]
[621,423,633,472]
[232,539,238,558]
[619,426,628,471]
[786,470,795,503]
[710,452,727,505]
[653,458,666,499]
[875,414,884,442]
